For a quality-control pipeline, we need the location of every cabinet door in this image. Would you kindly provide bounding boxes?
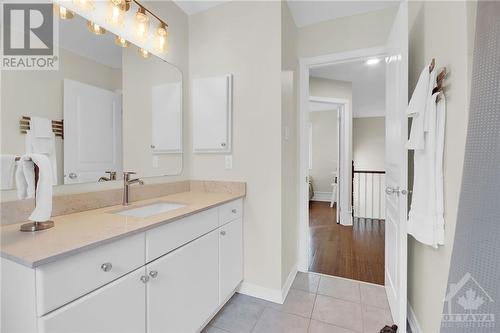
[147,230,219,333]
[39,267,146,333]
[219,218,243,303]
[192,75,232,153]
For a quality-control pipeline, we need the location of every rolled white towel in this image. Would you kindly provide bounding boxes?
[14,154,53,222]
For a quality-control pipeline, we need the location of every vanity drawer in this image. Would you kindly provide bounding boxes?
[35,233,145,316]
[218,199,243,226]
[146,208,218,262]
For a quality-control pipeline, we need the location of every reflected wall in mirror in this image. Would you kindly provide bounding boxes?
[0,11,182,190]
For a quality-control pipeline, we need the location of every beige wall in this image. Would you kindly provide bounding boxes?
[298,6,397,58]
[408,1,476,332]
[310,77,352,104]
[353,117,385,171]
[189,1,283,292]
[310,111,337,193]
[0,0,189,201]
[281,2,299,286]
[1,48,121,188]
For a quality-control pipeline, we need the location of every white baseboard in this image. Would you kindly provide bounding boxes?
[237,282,283,304]
[407,301,422,333]
[237,265,298,305]
[281,265,298,302]
[311,191,333,202]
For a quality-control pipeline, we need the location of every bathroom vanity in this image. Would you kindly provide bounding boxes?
[1,192,244,333]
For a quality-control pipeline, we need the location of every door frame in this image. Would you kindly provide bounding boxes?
[308,95,347,225]
[298,46,387,272]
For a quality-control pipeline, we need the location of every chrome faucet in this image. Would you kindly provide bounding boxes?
[123,172,144,206]
[98,171,117,182]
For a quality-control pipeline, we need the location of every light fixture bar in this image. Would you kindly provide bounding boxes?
[132,0,168,28]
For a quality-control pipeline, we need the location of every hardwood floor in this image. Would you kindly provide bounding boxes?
[308,201,385,285]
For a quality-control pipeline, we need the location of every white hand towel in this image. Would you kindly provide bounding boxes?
[26,154,53,222]
[30,116,52,138]
[407,60,436,150]
[25,130,58,185]
[15,157,35,199]
[0,154,17,190]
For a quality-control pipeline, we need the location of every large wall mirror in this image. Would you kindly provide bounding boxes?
[1,11,182,189]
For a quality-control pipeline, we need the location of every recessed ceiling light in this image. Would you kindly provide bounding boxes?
[366,58,381,66]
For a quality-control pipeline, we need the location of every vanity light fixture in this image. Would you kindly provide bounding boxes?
[366,58,381,66]
[54,4,74,20]
[115,36,130,47]
[73,0,95,12]
[107,0,128,27]
[155,22,168,53]
[134,6,150,41]
[138,48,150,58]
[87,20,106,35]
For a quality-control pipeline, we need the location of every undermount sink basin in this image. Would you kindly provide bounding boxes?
[114,202,186,218]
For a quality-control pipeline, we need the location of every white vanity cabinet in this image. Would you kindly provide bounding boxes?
[219,218,243,303]
[147,230,219,333]
[1,198,244,333]
[38,267,147,333]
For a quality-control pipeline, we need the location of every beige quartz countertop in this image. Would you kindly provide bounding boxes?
[0,191,244,268]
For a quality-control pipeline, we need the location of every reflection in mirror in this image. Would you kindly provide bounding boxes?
[0,11,182,190]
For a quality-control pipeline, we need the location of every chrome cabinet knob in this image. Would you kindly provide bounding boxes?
[385,186,408,196]
[221,143,226,147]
[149,270,158,278]
[101,263,112,272]
[231,209,237,214]
[69,172,77,179]
[220,230,226,236]
[140,275,149,284]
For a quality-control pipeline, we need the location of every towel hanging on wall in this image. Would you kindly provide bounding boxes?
[407,61,446,248]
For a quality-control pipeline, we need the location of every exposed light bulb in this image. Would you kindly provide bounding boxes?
[134,7,149,41]
[115,36,130,48]
[366,58,381,66]
[155,23,168,53]
[73,0,95,11]
[138,48,150,59]
[107,0,125,27]
[87,20,106,35]
[54,4,74,20]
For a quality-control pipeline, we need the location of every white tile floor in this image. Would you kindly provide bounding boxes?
[203,272,394,333]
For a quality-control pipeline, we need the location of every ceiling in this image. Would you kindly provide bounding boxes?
[172,0,398,26]
[286,0,398,27]
[310,59,386,118]
[172,1,230,15]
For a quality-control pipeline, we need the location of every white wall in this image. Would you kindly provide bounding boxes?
[309,110,337,193]
[281,1,299,286]
[0,0,190,201]
[189,1,284,293]
[310,77,352,105]
[353,117,385,171]
[298,6,397,58]
[407,1,476,332]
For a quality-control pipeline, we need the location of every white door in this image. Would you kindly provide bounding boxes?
[146,230,219,333]
[384,2,408,331]
[335,107,341,224]
[64,79,123,184]
[219,218,243,303]
[39,267,146,333]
